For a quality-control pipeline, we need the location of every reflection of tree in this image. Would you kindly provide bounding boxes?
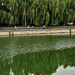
[0,47,75,75]
[0,36,75,75]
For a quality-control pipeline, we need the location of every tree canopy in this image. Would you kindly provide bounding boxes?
[0,0,75,26]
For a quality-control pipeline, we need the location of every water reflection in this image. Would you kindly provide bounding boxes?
[0,36,75,60]
[52,66,75,75]
[9,68,14,75]
[0,36,75,75]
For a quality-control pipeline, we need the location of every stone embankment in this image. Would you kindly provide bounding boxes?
[0,26,75,36]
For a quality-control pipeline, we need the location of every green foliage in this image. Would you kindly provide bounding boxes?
[27,0,75,26]
[45,12,50,26]
[0,10,14,24]
[0,0,75,26]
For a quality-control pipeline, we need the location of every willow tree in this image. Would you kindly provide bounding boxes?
[61,0,75,25]
[27,0,75,26]
[0,0,26,26]
[67,0,75,24]
[0,0,75,26]
[27,0,50,26]
[0,0,14,25]
[9,0,26,25]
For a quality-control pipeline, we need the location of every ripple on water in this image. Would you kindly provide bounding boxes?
[0,36,75,61]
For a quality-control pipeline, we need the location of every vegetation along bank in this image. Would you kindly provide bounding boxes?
[0,0,75,27]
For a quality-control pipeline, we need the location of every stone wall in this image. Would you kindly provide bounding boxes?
[0,28,74,36]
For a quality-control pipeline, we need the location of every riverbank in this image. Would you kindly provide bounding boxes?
[0,26,75,36]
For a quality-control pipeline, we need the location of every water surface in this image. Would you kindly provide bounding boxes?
[0,35,75,75]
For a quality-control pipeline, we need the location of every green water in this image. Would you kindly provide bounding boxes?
[0,36,75,75]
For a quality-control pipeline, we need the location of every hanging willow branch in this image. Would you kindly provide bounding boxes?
[0,0,75,26]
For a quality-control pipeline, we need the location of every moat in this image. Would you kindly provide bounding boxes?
[0,35,75,75]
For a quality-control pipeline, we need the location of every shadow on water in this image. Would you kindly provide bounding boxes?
[0,35,75,75]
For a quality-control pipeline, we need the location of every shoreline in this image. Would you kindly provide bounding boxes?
[0,26,75,36]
